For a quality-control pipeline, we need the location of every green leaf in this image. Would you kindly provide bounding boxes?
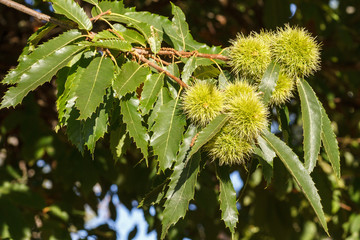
[297,79,322,173]
[181,56,197,85]
[261,129,328,235]
[257,135,276,167]
[148,26,161,53]
[120,95,149,160]
[218,72,231,90]
[113,24,146,46]
[176,125,198,165]
[139,73,164,115]
[66,100,110,154]
[57,51,94,127]
[1,45,85,109]
[150,97,186,171]
[110,125,129,163]
[163,4,204,51]
[320,104,340,179]
[170,3,189,50]
[82,0,100,8]
[258,61,280,104]
[3,29,82,85]
[84,103,110,154]
[276,106,291,144]
[138,181,168,208]
[216,165,238,234]
[78,39,132,51]
[161,151,201,239]
[194,65,220,79]
[103,12,164,53]
[148,87,172,127]
[187,114,229,161]
[92,30,118,41]
[92,0,128,15]
[113,61,150,97]
[18,22,57,60]
[75,56,114,120]
[51,0,92,30]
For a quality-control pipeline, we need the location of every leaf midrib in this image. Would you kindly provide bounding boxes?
[3,46,83,107]
[81,57,104,116]
[53,1,90,30]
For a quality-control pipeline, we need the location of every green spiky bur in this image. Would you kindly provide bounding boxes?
[182,81,224,127]
[272,25,321,78]
[223,80,256,99]
[269,71,295,106]
[224,81,268,139]
[206,126,254,165]
[229,31,272,79]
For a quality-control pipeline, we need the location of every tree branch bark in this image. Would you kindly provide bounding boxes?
[134,47,230,61]
[0,0,71,28]
[133,51,189,89]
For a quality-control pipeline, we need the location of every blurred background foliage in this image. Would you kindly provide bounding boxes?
[0,0,360,239]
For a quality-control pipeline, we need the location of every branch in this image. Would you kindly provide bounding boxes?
[134,47,230,61]
[0,0,72,28]
[133,50,189,89]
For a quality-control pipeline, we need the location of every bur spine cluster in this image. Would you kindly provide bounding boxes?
[183,80,268,166]
[229,24,321,106]
[182,81,224,127]
[182,24,321,166]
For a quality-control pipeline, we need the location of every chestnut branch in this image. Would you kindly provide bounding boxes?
[0,0,73,28]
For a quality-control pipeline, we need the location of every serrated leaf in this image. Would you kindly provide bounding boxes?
[148,26,161,53]
[258,61,280,104]
[261,129,328,235]
[162,5,203,51]
[297,79,322,173]
[216,165,238,234]
[194,65,220,79]
[113,61,150,97]
[110,124,129,163]
[113,24,146,46]
[84,104,110,154]
[139,73,164,115]
[138,181,168,208]
[1,45,85,109]
[120,95,149,160]
[276,106,291,143]
[3,29,82,85]
[82,0,99,8]
[91,0,128,15]
[255,151,274,185]
[18,22,57,60]
[78,39,132,51]
[181,56,197,85]
[175,125,198,166]
[66,99,110,154]
[51,0,92,30]
[170,3,189,50]
[320,104,340,179]
[75,56,114,120]
[161,151,201,239]
[92,30,118,41]
[187,114,229,161]
[218,72,230,90]
[103,12,164,52]
[57,51,94,127]
[257,135,276,167]
[150,97,186,171]
[147,87,172,127]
